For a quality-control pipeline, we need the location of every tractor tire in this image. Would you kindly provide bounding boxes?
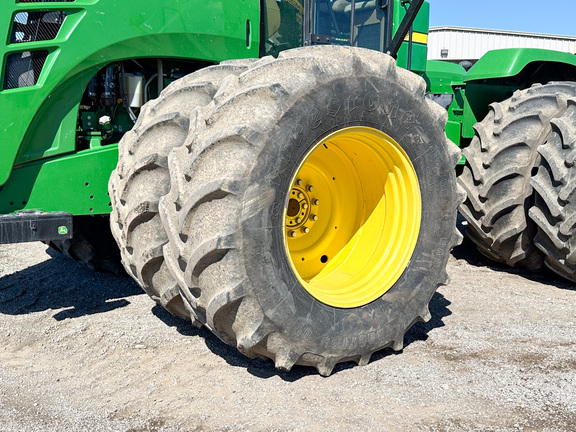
[48,215,123,274]
[159,46,463,375]
[529,99,576,281]
[109,60,256,320]
[458,82,576,270]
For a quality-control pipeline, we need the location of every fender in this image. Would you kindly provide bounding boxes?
[462,48,576,137]
[465,48,576,83]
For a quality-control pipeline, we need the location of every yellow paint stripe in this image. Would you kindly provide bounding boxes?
[404,32,428,45]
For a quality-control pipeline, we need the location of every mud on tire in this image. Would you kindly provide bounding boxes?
[458,82,576,270]
[529,99,576,281]
[159,46,463,375]
[108,60,256,320]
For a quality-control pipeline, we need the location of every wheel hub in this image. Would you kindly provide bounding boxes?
[286,181,319,238]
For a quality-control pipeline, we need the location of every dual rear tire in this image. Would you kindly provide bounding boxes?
[110,46,463,375]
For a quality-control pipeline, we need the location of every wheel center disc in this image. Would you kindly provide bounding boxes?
[282,126,421,308]
[285,183,318,236]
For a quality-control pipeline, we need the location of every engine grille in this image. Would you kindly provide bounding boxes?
[4,50,49,90]
[11,11,67,43]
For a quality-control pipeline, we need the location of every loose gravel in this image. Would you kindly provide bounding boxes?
[1,231,575,431]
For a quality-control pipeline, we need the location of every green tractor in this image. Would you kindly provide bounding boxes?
[1,0,575,375]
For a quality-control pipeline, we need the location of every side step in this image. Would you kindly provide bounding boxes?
[0,211,73,244]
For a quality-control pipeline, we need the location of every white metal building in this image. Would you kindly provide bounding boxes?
[428,26,576,62]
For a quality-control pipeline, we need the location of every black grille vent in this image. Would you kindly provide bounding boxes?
[11,11,67,43]
[4,50,49,90]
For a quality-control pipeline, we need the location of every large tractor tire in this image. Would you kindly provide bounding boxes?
[458,82,576,270]
[109,60,255,320]
[48,215,123,274]
[529,99,576,281]
[158,46,463,375]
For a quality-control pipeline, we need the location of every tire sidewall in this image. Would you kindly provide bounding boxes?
[241,73,456,355]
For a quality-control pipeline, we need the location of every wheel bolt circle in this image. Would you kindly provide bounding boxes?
[287,182,317,234]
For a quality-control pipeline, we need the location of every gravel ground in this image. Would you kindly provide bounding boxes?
[1,228,575,431]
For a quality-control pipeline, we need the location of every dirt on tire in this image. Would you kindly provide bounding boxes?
[458,82,576,270]
[108,61,256,320]
[159,46,463,375]
[530,98,576,281]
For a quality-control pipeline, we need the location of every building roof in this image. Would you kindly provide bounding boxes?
[430,26,576,42]
[428,26,576,61]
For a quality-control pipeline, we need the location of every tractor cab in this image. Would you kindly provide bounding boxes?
[263,0,429,72]
[309,0,393,51]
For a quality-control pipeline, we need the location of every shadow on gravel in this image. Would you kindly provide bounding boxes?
[453,214,576,292]
[0,250,142,319]
[152,291,452,381]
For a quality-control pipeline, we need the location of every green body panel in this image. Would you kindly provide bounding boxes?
[423,60,465,148]
[394,0,429,73]
[0,146,118,215]
[425,60,465,92]
[0,0,260,186]
[465,48,576,82]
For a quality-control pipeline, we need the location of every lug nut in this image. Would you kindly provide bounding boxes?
[301,226,310,234]
[296,217,302,224]
[307,185,314,192]
[313,199,320,206]
[298,193,304,200]
[296,179,303,186]
[289,230,297,237]
[302,203,308,209]
[311,214,318,221]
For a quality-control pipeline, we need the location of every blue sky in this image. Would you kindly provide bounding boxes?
[429,0,576,37]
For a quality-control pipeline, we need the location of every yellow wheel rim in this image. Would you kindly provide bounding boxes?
[283,127,421,308]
